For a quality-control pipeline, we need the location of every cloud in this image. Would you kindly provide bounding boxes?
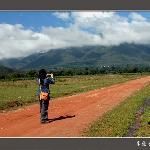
[0,23,100,59]
[52,12,70,21]
[0,24,51,59]
[69,12,150,45]
[1,12,150,59]
[129,12,147,22]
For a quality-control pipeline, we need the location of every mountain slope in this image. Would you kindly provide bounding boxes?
[1,44,150,70]
[0,65,15,74]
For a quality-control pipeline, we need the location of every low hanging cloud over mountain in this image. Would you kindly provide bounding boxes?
[1,12,150,59]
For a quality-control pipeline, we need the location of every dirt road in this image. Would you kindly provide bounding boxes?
[1,76,150,137]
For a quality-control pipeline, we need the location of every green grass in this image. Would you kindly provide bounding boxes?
[84,83,150,137]
[0,74,144,110]
[136,105,150,137]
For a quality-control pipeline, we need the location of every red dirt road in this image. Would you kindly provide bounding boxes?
[1,76,150,137]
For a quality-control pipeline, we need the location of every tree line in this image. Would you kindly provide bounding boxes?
[0,64,150,80]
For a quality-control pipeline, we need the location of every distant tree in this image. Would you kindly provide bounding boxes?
[26,70,37,78]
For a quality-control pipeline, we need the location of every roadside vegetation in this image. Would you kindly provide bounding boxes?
[84,83,150,137]
[0,74,142,111]
[136,105,150,137]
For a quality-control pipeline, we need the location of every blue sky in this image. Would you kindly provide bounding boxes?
[0,11,149,31]
[1,11,150,59]
[0,11,71,31]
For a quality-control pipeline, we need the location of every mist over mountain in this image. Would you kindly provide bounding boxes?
[1,43,150,70]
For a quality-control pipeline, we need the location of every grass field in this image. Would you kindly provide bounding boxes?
[84,82,150,137]
[135,103,150,137]
[0,74,143,111]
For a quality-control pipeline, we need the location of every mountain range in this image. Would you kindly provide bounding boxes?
[0,65,15,74]
[1,43,150,70]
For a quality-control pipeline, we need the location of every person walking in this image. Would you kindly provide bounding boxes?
[37,69,55,124]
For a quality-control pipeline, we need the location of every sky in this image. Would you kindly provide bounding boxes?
[0,11,150,59]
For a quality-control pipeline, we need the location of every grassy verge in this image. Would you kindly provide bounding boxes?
[0,74,144,111]
[135,105,150,137]
[84,83,150,137]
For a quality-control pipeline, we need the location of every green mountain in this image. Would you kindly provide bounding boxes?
[0,65,15,74]
[1,43,150,70]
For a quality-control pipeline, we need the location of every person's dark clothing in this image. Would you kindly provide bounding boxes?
[37,77,55,123]
[37,77,55,96]
[40,99,49,122]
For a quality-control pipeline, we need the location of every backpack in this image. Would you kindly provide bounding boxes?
[40,92,49,100]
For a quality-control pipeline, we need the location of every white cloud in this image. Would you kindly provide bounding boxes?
[0,24,51,59]
[69,12,150,45]
[1,12,150,59]
[53,12,70,21]
[129,12,146,22]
